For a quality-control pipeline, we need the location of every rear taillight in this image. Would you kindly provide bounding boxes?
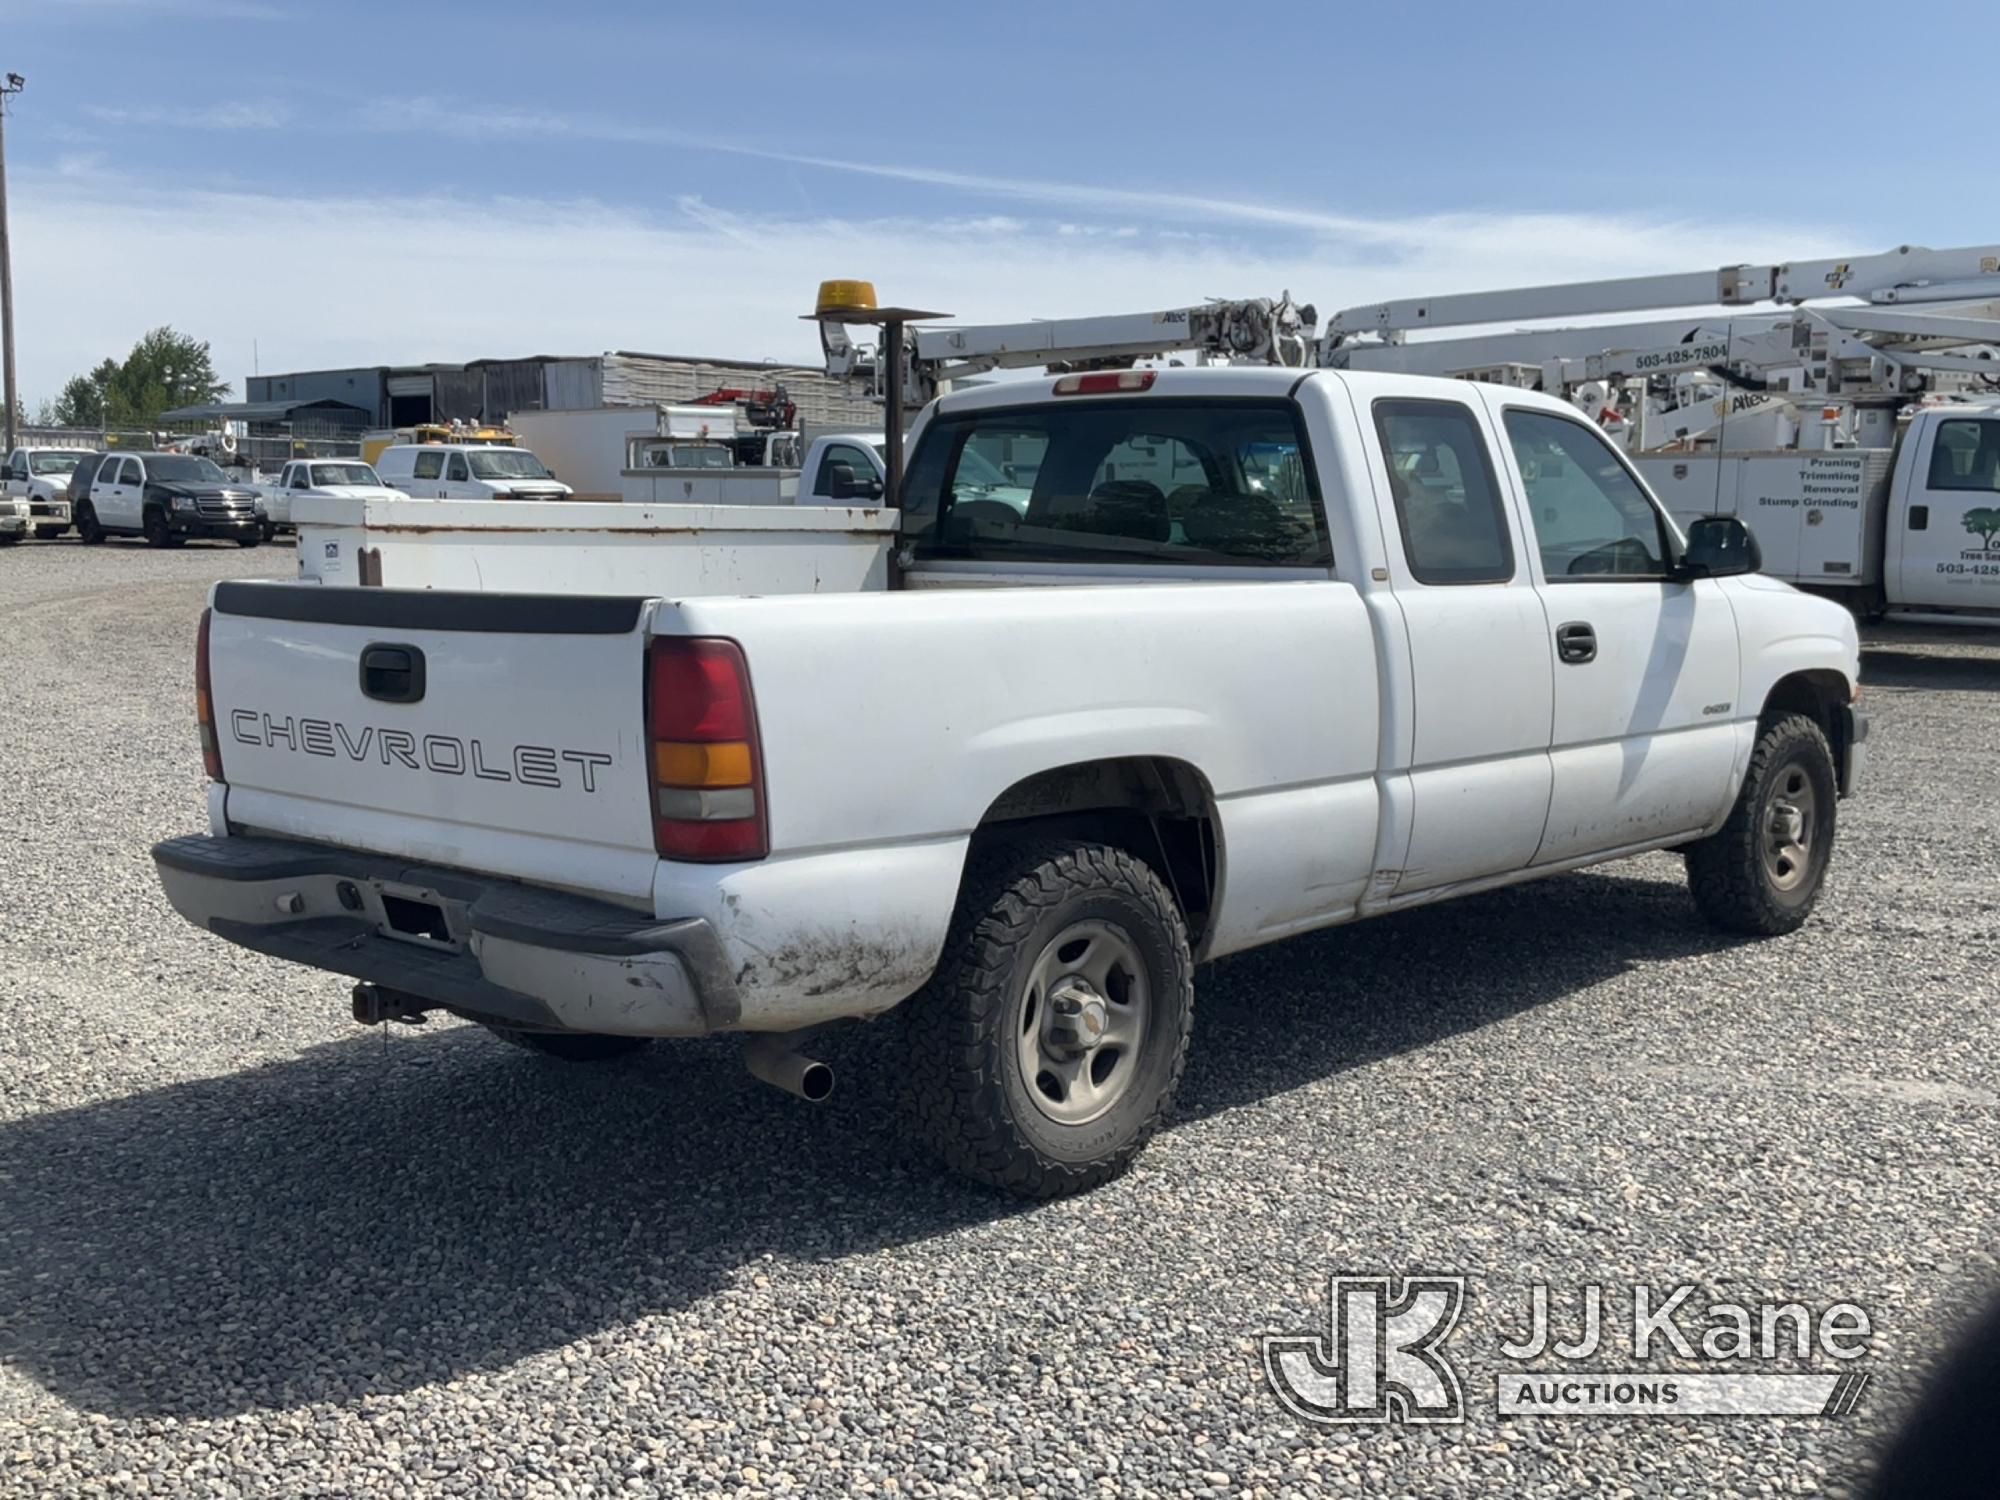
[196,606,224,781]
[1052,370,1156,395]
[645,637,768,862]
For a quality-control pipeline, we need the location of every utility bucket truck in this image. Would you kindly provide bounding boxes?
[1318,243,2000,625]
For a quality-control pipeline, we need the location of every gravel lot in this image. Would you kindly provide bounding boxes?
[1,538,1995,1498]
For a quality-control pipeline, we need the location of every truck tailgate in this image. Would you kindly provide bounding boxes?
[206,582,659,904]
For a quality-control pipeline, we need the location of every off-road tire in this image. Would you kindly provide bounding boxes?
[236,533,262,549]
[143,509,180,549]
[484,1026,653,1062]
[76,504,105,544]
[34,525,65,540]
[902,839,1194,1198]
[0,531,15,546]
[1685,712,1837,936]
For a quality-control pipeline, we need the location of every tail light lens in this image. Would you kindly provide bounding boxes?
[645,637,768,862]
[196,607,224,781]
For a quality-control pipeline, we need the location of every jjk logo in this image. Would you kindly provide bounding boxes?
[1262,1276,1466,1425]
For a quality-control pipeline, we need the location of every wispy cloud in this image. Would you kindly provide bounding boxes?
[8,169,1854,408]
[86,100,291,130]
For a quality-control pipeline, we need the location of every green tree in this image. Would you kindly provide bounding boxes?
[1965,506,2000,551]
[51,328,232,430]
[51,369,109,428]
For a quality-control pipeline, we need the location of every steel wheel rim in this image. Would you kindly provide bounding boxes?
[1016,919,1149,1127]
[1763,762,1818,893]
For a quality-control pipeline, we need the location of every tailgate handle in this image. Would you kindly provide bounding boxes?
[360,643,426,703]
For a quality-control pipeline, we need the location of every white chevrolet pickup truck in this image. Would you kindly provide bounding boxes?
[153,368,1867,1196]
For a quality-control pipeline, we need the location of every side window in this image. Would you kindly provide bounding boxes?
[1372,399,1514,584]
[291,466,312,488]
[120,459,141,486]
[1926,420,2000,493]
[1504,409,1670,580]
[413,451,445,480]
[446,453,470,483]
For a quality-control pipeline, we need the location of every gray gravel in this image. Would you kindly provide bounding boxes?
[1,537,1996,1498]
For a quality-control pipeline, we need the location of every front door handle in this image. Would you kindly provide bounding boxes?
[1556,621,1597,664]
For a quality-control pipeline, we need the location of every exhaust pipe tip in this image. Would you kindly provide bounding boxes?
[745,1034,835,1103]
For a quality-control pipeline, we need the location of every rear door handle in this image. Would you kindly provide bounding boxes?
[1556,621,1597,664]
[359,643,426,703]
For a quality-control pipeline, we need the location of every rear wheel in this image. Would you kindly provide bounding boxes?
[901,839,1194,1198]
[1684,712,1838,935]
[484,1026,653,1062]
[76,504,105,544]
[143,509,180,549]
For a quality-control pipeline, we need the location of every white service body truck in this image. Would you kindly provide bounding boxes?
[1636,403,2000,624]
[4,446,96,539]
[155,369,1866,1196]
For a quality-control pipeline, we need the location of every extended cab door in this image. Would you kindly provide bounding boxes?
[1891,413,2000,610]
[1367,394,1554,893]
[1485,398,1740,864]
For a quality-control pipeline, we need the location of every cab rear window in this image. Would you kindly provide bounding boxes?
[901,398,1330,567]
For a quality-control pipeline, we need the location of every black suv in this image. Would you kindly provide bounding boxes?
[73,452,263,548]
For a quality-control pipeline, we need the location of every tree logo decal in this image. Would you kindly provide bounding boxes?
[1965,507,2000,552]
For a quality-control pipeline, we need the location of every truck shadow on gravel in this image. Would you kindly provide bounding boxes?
[1860,642,2000,693]
[0,866,1752,1418]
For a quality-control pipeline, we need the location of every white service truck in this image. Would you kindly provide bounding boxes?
[4,446,96,539]
[154,368,1866,1197]
[1633,403,2000,623]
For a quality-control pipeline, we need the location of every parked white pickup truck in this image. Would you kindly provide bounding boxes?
[4,446,95,539]
[250,458,407,535]
[154,368,1866,1196]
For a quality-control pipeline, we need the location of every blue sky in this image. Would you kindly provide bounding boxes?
[4,0,1994,407]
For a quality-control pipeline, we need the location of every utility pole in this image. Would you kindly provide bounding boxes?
[0,72,22,453]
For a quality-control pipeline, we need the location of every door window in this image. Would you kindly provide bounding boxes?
[1925,420,2000,493]
[446,453,470,483]
[413,452,445,480]
[1372,399,1513,584]
[1504,409,1671,580]
[116,458,139,485]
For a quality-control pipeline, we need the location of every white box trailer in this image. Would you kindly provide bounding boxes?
[293,495,898,594]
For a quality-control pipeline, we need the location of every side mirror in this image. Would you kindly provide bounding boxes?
[1679,515,1761,578]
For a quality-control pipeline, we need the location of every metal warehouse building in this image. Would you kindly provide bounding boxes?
[245,352,882,430]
